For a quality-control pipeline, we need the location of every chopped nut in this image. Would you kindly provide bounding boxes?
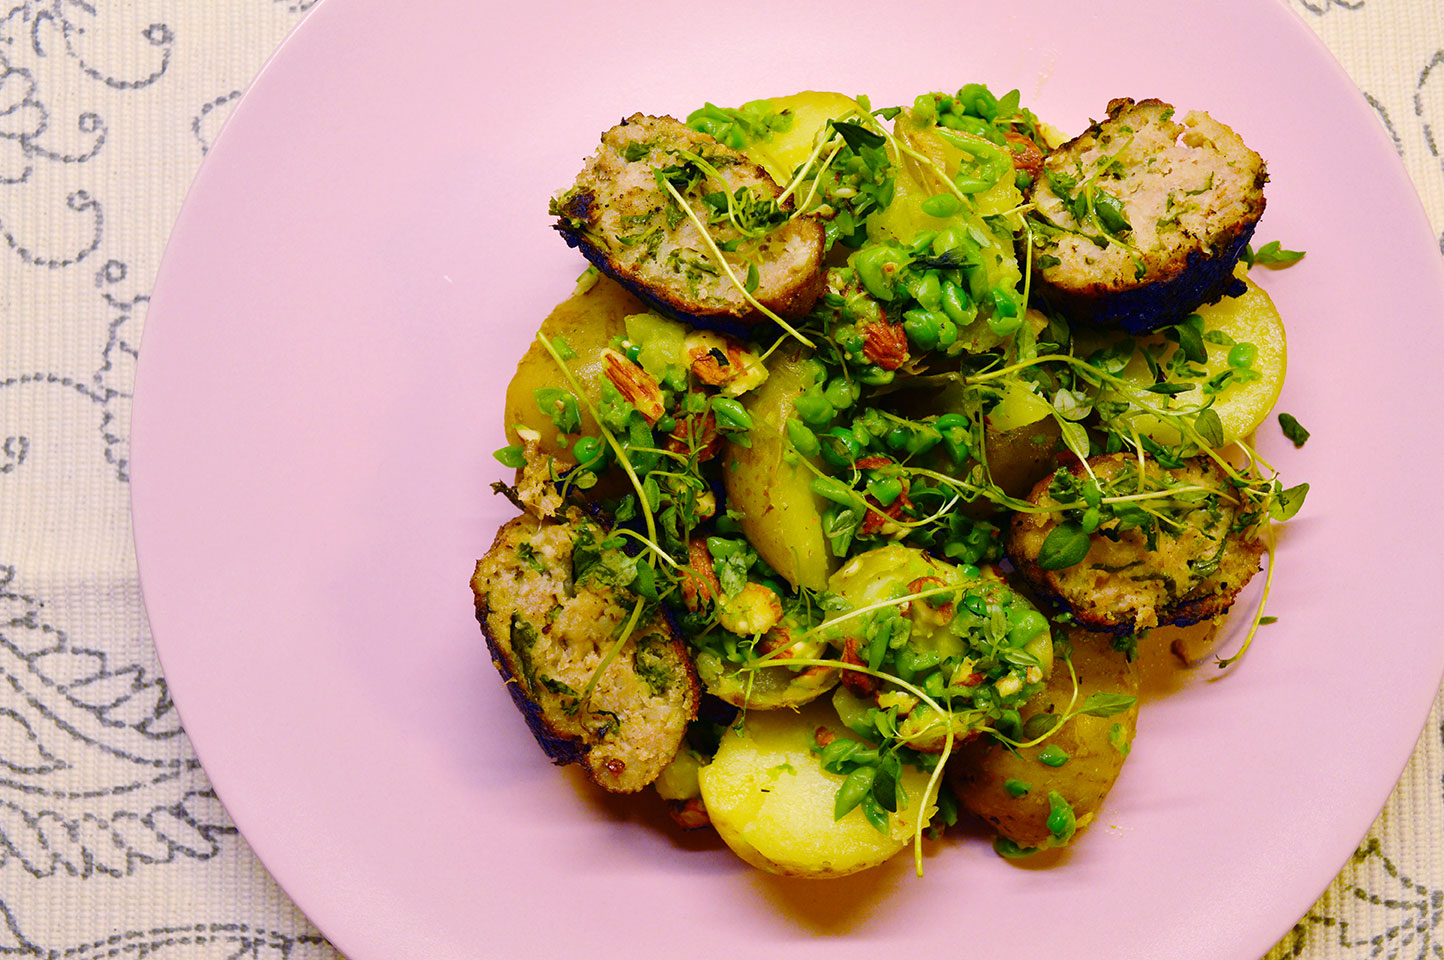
[861,319,909,371]
[679,536,721,612]
[602,348,665,423]
[683,331,769,396]
[717,583,783,637]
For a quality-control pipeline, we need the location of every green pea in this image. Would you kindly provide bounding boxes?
[1004,778,1031,798]
[921,192,961,219]
[1037,745,1070,767]
[1228,342,1258,369]
[656,415,677,433]
[625,343,642,363]
[1046,791,1077,843]
[914,272,943,313]
[936,413,971,464]
[709,396,753,431]
[905,424,940,457]
[903,308,942,352]
[1007,610,1048,646]
[858,366,895,386]
[823,377,856,411]
[911,93,937,125]
[802,358,829,387]
[866,476,903,507]
[833,765,875,819]
[786,418,821,457]
[820,427,864,468]
[954,563,980,580]
[941,281,975,325]
[853,245,900,300]
[936,318,959,348]
[572,435,605,469]
[492,444,527,469]
[908,230,938,254]
[794,395,834,426]
[932,228,966,256]
[962,593,988,617]
[810,475,857,505]
[885,425,912,451]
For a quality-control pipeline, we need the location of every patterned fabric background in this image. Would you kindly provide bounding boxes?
[0,2,1437,958]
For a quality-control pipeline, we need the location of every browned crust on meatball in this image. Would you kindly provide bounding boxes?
[553,114,825,330]
[1028,98,1267,334]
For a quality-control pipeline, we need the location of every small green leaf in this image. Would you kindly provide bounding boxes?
[1194,408,1225,449]
[1076,692,1137,717]
[1278,412,1310,447]
[1058,420,1091,463]
[1175,314,1207,364]
[1251,240,1305,266]
[871,756,900,813]
[1036,521,1091,570]
[831,119,885,152]
[1269,481,1309,521]
[492,444,527,469]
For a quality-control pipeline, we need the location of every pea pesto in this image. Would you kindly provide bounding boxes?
[473,83,1308,879]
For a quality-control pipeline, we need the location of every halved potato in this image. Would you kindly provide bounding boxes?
[1097,267,1286,446]
[722,345,833,591]
[698,700,935,877]
[950,630,1138,850]
[503,275,646,467]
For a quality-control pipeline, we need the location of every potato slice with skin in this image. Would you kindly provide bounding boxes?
[1099,267,1285,446]
[949,631,1139,850]
[723,345,833,591]
[698,700,935,877]
[503,274,646,467]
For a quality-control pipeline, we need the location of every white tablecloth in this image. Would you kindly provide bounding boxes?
[0,2,1438,957]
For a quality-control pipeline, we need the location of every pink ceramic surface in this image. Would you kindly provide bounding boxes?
[130,0,1444,957]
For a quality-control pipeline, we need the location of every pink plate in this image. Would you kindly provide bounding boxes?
[131,1,1444,957]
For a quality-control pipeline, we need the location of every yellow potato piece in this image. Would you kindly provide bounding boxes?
[1114,270,1286,446]
[502,275,644,466]
[743,92,862,184]
[698,702,935,878]
[722,346,833,591]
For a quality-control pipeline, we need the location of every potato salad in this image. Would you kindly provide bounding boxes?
[470,85,1308,877]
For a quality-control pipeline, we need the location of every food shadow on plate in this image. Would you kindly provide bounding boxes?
[562,765,727,854]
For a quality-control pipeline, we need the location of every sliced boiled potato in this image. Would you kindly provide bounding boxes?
[1108,268,1285,446]
[950,630,1138,850]
[722,345,833,591]
[698,700,936,877]
[742,91,863,184]
[503,275,645,466]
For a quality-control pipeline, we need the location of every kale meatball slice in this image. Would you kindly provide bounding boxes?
[552,113,826,331]
[471,512,699,793]
[1007,454,1264,634]
[1027,98,1266,334]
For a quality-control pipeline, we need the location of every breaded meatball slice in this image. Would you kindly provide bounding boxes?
[471,511,698,793]
[1007,454,1264,634]
[552,114,825,329]
[1027,98,1266,334]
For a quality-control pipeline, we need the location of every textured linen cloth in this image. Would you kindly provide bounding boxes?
[0,2,1438,958]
